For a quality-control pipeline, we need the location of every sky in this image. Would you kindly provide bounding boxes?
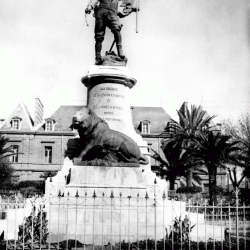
[0,0,249,124]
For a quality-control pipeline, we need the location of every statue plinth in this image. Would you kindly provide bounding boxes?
[81,65,149,160]
[66,164,146,197]
[45,64,170,245]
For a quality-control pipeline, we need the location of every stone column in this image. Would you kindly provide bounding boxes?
[81,65,149,166]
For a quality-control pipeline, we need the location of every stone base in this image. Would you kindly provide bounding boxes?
[45,158,224,245]
[101,51,128,66]
[45,158,168,198]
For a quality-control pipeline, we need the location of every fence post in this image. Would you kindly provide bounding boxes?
[102,192,105,250]
[145,191,148,250]
[75,190,79,250]
[57,190,61,249]
[84,192,87,250]
[235,187,239,250]
[137,193,140,250]
[93,190,97,250]
[162,191,166,250]
[154,179,157,250]
[110,191,114,250]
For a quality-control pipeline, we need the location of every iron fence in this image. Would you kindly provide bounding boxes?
[0,191,249,250]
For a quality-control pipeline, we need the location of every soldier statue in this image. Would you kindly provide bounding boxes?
[85,0,138,65]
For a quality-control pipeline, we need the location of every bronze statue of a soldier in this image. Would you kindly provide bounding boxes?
[85,0,138,65]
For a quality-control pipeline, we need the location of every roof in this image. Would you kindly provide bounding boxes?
[0,101,34,131]
[131,106,171,134]
[43,105,171,134]
[43,105,84,132]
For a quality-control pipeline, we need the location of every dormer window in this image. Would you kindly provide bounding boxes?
[45,119,55,131]
[141,120,150,134]
[11,117,22,130]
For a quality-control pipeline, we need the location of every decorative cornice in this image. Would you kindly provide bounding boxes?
[81,74,136,90]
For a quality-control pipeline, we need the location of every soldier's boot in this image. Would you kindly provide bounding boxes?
[113,30,125,59]
[117,45,125,59]
[95,41,103,65]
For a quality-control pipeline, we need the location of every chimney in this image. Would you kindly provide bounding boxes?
[34,98,44,126]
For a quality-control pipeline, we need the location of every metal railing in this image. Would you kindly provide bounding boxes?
[0,191,249,250]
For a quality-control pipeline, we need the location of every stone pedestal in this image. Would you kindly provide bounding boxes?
[81,65,149,169]
[45,65,170,244]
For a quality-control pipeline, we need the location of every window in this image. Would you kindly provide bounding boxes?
[45,146,52,163]
[12,119,20,130]
[142,123,149,133]
[10,145,19,163]
[46,121,53,131]
[0,212,6,220]
[141,120,150,134]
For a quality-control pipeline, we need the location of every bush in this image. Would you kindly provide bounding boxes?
[0,161,15,188]
[19,187,39,198]
[18,203,48,247]
[17,180,44,190]
[177,186,202,194]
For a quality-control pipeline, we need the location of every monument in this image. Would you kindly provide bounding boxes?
[45,0,166,198]
[43,1,225,245]
[45,0,217,245]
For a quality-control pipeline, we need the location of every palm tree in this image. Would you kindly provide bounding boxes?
[0,135,16,188]
[163,102,216,186]
[194,131,239,205]
[151,141,188,190]
[0,135,15,160]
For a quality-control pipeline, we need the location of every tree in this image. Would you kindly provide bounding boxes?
[0,135,16,160]
[151,141,196,190]
[163,102,216,186]
[0,159,14,188]
[0,135,16,188]
[223,113,250,184]
[194,131,239,205]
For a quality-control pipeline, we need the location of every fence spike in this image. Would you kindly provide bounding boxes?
[110,190,114,199]
[102,192,105,197]
[137,193,140,198]
[154,178,157,184]
[145,191,149,199]
[85,192,87,197]
[119,192,122,197]
[93,190,97,198]
[162,191,166,199]
[58,190,61,197]
[75,190,79,198]
[50,177,53,182]
[67,192,70,197]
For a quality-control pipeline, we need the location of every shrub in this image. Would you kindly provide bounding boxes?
[18,203,48,247]
[17,180,44,190]
[176,186,202,194]
[19,187,39,198]
[210,186,224,196]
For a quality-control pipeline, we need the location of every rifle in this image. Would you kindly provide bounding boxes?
[136,0,139,33]
[109,24,123,52]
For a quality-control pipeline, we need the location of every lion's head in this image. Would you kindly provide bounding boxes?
[72,107,107,131]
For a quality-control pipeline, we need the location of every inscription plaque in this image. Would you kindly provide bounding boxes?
[88,83,133,133]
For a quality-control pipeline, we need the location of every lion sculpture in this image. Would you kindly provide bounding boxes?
[72,107,149,165]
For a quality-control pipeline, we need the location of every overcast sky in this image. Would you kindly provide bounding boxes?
[0,0,249,123]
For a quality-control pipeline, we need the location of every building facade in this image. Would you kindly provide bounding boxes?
[0,99,172,182]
